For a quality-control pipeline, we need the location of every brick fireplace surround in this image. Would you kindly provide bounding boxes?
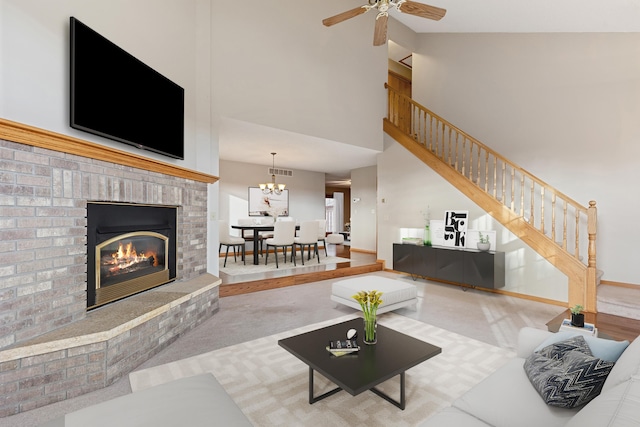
[0,119,219,417]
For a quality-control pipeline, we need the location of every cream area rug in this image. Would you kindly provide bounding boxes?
[129,313,515,426]
[219,255,351,276]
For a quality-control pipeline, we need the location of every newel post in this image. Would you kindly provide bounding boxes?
[585,200,598,313]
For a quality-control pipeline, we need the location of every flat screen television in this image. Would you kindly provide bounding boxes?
[70,17,185,160]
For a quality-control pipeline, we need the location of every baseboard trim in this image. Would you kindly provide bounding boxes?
[600,280,640,289]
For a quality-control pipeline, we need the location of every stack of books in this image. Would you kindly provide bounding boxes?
[559,319,598,337]
[326,339,360,356]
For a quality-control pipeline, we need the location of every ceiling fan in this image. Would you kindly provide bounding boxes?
[322,0,446,46]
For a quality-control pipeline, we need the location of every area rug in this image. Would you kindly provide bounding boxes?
[129,313,515,426]
[219,255,351,276]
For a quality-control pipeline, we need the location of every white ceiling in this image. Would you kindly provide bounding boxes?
[218,118,380,185]
[392,0,640,33]
[218,0,640,185]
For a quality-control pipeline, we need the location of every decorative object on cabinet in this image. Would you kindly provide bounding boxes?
[477,232,491,251]
[443,210,468,248]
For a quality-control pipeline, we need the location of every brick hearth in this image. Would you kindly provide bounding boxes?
[0,120,219,417]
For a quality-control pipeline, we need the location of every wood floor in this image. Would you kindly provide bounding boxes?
[218,244,382,297]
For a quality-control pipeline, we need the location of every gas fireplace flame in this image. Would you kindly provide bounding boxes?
[107,241,159,274]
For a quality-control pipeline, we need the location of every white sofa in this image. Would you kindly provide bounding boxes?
[40,373,252,427]
[420,327,640,427]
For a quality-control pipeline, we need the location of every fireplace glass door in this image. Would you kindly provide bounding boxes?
[87,202,177,309]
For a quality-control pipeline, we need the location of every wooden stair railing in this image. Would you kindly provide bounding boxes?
[384,84,598,313]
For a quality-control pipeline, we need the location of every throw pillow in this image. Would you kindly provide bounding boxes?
[536,335,592,360]
[525,345,615,409]
[534,331,629,362]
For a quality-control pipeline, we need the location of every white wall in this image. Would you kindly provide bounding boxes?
[350,165,378,253]
[412,33,640,285]
[0,0,220,274]
[377,136,568,301]
[210,0,387,152]
[0,0,213,173]
[218,159,326,236]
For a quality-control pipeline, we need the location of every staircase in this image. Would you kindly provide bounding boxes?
[384,84,599,313]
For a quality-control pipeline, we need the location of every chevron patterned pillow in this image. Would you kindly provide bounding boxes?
[524,337,615,409]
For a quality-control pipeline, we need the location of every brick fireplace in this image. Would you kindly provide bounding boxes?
[0,119,219,417]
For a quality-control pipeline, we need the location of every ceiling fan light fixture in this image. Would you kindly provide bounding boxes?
[323,0,446,46]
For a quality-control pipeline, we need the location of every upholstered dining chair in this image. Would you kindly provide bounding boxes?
[316,219,327,257]
[237,218,264,256]
[264,220,296,269]
[294,221,320,265]
[218,220,246,267]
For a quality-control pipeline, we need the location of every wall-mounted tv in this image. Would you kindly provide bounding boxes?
[70,17,185,160]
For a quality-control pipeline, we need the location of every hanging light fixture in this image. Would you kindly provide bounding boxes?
[259,152,286,195]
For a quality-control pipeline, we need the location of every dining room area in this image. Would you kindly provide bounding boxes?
[216,154,380,297]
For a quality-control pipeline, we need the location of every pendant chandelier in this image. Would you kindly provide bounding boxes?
[259,152,286,195]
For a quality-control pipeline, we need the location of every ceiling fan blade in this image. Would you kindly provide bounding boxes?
[398,1,446,21]
[322,6,370,27]
[373,14,388,46]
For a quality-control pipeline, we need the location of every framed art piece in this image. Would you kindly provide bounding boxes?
[248,187,289,217]
[442,210,468,248]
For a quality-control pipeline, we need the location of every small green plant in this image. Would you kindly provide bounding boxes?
[570,304,584,315]
[478,232,490,244]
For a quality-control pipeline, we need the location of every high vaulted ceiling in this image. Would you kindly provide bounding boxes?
[219,1,640,186]
[392,0,640,33]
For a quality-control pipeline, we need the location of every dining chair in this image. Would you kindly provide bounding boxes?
[264,220,296,268]
[258,216,275,240]
[218,220,246,267]
[294,221,320,265]
[237,218,263,256]
[316,219,327,257]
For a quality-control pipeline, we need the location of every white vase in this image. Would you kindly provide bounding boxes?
[477,242,490,251]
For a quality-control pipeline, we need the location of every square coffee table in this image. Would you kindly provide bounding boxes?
[278,317,441,410]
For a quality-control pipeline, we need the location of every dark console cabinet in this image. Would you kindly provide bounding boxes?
[393,244,505,289]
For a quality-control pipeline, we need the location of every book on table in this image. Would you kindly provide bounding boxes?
[559,318,598,336]
[327,339,359,355]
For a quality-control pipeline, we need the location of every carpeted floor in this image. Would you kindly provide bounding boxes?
[129,312,515,426]
[3,271,564,427]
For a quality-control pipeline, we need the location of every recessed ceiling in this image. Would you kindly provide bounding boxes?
[218,117,380,180]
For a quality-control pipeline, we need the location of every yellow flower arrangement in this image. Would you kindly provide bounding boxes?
[352,290,383,343]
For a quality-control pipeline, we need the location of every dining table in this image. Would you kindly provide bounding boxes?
[231,223,299,265]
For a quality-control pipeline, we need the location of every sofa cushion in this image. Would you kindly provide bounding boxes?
[565,376,640,427]
[60,373,252,427]
[524,348,615,408]
[534,331,630,362]
[418,406,492,427]
[453,358,580,427]
[602,334,640,392]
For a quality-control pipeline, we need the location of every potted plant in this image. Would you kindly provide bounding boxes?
[477,232,490,251]
[570,304,585,327]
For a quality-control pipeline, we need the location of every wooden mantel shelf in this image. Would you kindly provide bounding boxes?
[0,118,218,184]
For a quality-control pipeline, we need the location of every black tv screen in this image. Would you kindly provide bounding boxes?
[70,17,185,160]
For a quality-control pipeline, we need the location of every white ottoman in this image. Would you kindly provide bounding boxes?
[326,233,345,244]
[331,276,418,313]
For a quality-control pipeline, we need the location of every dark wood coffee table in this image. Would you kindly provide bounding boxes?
[278,317,441,410]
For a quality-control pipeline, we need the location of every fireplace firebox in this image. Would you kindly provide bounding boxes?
[87,202,178,309]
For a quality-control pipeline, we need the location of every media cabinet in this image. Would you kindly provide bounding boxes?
[393,243,505,289]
